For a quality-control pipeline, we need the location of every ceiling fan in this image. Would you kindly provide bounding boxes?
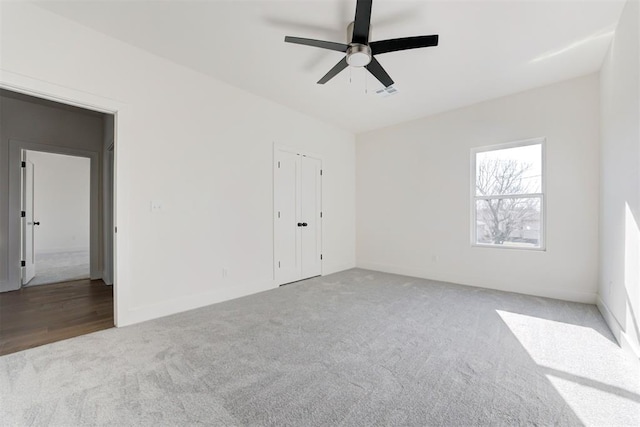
[284,0,439,88]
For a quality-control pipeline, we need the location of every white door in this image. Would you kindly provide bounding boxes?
[274,149,322,285]
[22,158,36,284]
[300,156,322,278]
[274,150,301,284]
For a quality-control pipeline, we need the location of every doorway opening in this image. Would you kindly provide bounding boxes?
[22,150,91,287]
[0,88,116,355]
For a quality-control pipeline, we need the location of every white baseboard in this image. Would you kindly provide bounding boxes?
[356,261,597,304]
[0,279,21,293]
[597,296,640,360]
[323,262,357,276]
[36,247,90,255]
[119,280,274,327]
[102,270,113,286]
[120,265,357,327]
[597,296,623,336]
[620,332,640,360]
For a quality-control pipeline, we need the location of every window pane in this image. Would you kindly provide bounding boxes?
[475,197,541,248]
[476,144,542,196]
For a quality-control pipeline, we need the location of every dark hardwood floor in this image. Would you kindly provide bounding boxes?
[0,279,114,356]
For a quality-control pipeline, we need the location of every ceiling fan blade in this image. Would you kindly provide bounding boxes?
[317,57,348,84]
[370,35,439,55]
[352,0,373,44]
[285,36,348,52]
[366,57,394,88]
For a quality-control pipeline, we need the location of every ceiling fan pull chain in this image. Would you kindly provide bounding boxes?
[365,70,368,94]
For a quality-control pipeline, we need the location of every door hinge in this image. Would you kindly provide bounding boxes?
[320,169,323,176]
[320,254,323,260]
[278,261,281,268]
[278,211,281,218]
[21,161,26,168]
[21,211,26,217]
[21,260,26,267]
[115,226,118,233]
[320,211,323,218]
[277,161,281,168]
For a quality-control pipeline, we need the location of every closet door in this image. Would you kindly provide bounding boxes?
[274,148,322,285]
[274,150,300,285]
[300,156,322,279]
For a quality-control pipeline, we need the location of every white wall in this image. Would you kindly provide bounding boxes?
[357,74,600,303]
[27,151,90,254]
[0,3,356,325]
[598,0,640,357]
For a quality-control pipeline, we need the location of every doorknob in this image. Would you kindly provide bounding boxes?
[302,223,308,227]
[33,222,40,226]
[297,222,303,227]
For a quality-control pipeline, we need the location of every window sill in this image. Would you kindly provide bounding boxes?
[471,243,546,252]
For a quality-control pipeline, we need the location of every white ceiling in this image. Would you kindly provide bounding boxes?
[35,0,626,133]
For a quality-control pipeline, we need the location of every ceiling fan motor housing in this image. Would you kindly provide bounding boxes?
[346,44,372,67]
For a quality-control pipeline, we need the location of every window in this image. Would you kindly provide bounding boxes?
[472,138,545,250]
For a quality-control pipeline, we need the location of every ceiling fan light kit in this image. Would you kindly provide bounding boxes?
[346,44,372,67]
[284,0,439,89]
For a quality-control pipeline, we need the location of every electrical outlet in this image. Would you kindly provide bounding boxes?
[150,201,163,212]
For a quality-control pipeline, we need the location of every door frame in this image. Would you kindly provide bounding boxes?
[1,70,127,326]
[9,141,101,285]
[272,143,323,286]
[21,157,35,284]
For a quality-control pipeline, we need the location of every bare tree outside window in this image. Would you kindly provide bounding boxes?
[473,141,544,249]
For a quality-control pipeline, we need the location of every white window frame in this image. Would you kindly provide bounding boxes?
[470,137,546,251]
